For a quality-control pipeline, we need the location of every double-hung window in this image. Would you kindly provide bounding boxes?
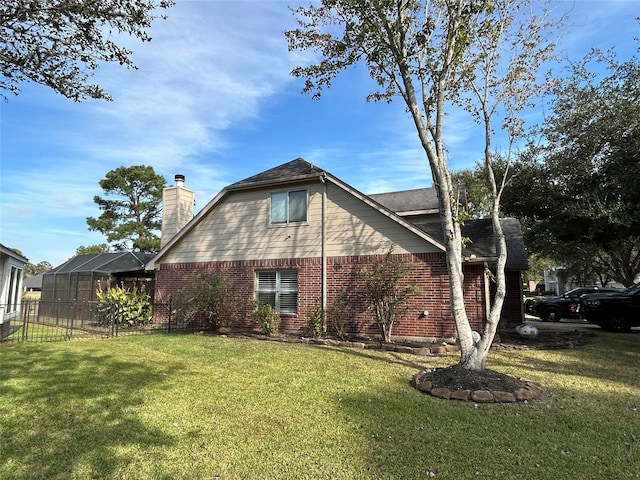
[255,270,298,314]
[270,190,307,225]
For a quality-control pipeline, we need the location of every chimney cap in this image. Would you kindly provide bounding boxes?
[175,174,185,183]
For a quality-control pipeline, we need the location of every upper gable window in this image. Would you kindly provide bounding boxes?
[270,189,307,225]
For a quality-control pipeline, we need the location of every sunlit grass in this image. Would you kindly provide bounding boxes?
[1,332,638,479]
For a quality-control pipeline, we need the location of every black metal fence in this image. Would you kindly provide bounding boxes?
[0,300,212,343]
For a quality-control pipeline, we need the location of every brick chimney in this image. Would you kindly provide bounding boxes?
[161,174,194,248]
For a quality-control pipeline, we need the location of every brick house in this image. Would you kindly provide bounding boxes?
[148,158,527,341]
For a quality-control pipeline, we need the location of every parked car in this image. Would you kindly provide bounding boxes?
[580,282,640,332]
[525,286,622,322]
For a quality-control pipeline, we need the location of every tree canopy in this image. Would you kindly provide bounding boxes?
[502,50,640,286]
[1,0,173,101]
[287,0,559,370]
[75,244,111,256]
[86,165,166,253]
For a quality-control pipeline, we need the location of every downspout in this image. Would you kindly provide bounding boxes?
[320,173,327,330]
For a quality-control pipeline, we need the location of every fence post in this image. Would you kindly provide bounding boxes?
[113,304,119,338]
[21,301,29,342]
[168,298,172,333]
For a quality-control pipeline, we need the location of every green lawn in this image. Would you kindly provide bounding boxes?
[1,332,638,479]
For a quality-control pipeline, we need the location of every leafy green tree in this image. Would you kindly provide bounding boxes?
[522,253,555,292]
[24,260,53,277]
[502,50,640,286]
[75,244,111,256]
[87,165,166,253]
[287,0,559,370]
[453,154,510,219]
[1,0,173,101]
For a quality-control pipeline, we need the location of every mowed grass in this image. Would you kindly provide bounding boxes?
[1,332,638,479]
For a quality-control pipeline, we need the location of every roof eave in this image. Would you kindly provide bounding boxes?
[396,208,439,216]
[227,173,326,192]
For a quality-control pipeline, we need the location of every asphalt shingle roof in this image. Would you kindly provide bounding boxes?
[201,157,527,270]
[416,218,528,270]
[369,188,440,213]
[229,158,325,189]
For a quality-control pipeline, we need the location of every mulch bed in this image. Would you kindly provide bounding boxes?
[410,329,597,403]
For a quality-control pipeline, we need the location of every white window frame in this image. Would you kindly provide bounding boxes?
[4,265,22,315]
[255,270,298,314]
[269,189,308,225]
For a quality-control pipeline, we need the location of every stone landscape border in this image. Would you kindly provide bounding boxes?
[410,369,546,403]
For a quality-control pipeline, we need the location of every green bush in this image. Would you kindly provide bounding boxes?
[172,271,239,330]
[94,284,153,327]
[305,299,325,338]
[327,295,350,340]
[253,302,280,335]
[359,249,422,343]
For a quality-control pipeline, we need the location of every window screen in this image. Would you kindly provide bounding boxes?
[270,190,307,224]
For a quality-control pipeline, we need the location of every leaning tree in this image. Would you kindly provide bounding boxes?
[286,0,560,370]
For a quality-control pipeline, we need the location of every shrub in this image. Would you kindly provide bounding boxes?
[305,299,325,338]
[94,283,153,327]
[172,271,239,330]
[359,249,422,343]
[253,302,280,335]
[327,295,350,340]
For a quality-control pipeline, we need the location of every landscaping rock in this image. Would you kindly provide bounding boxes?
[430,387,452,400]
[471,390,494,403]
[450,389,471,401]
[492,391,517,403]
[417,380,432,393]
[411,364,547,403]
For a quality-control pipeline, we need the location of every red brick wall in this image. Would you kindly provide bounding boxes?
[154,253,491,341]
[501,271,525,325]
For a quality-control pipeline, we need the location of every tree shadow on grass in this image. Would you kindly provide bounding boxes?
[488,332,640,394]
[0,342,184,479]
[315,344,433,371]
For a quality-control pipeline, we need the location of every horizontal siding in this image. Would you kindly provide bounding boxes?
[325,183,440,256]
[162,183,323,263]
[161,179,441,264]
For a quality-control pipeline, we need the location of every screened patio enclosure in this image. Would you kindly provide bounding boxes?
[41,252,155,302]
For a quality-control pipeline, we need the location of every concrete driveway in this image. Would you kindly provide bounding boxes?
[524,315,639,333]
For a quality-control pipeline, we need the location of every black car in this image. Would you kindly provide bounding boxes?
[580,282,640,332]
[525,286,622,322]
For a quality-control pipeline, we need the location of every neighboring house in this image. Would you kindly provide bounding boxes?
[23,272,44,300]
[540,268,627,295]
[148,159,527,342]
[23,273,44,292]
[41,252,155,303]
[0,244,28,338]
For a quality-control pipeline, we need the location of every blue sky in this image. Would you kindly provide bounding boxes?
[1,0,638,267]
